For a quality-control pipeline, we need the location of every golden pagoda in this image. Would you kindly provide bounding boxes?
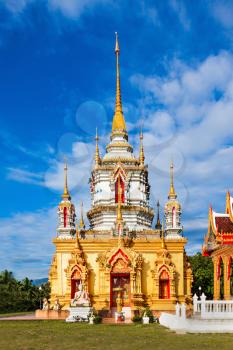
[49,34,192,317]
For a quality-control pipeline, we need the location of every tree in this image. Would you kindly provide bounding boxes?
[189,252,214,299]
[0,270,50,313]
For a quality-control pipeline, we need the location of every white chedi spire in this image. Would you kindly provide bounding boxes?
[57,162,76,239]
[164,162,182,238]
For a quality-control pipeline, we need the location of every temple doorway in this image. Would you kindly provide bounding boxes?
[159,270,170,299]
[71,270,81,299]
[110,273,130,307]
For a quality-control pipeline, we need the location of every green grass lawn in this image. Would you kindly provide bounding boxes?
[0,321,233,350]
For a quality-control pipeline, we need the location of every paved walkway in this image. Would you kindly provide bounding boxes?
[0,314,44,321]
[0,314,132,324]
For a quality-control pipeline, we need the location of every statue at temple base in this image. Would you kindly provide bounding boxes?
[53,298,62,311]
[42,298,49,310]
[71,282,90,307]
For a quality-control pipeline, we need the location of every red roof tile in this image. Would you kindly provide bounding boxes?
[215,216,233,233]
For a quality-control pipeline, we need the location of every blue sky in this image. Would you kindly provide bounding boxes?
[1,0,233,279]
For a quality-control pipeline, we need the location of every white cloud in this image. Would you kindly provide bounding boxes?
[0,208,56,279]
[3,0,32,13]
[131,51,233,234]
[132,52,233,155]
[49,0,109,18]
[169,0,190,31]
[211,0,233,29]
[2,0,110,18]
[7,167,44,186]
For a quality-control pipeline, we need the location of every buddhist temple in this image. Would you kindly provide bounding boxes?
[49,34,193,317]
[203,191,233,300]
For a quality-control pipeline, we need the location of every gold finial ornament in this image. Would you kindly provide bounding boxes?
[112,32,127,134]
[62,161,71,200]
[168,161,177,199]
[155,200,162,230]
[95,128,101,166]
[79,201,85,229]
[139,129,145,165]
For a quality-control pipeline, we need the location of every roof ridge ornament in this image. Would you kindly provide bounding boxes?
[95,127,101,166]
[62,160,71,200]
[168,160,177,200]
[155,200,162,230]
[139,128,145,165]
[79,201,85,229]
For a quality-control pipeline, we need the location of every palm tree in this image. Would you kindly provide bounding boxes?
[0,270,14,284]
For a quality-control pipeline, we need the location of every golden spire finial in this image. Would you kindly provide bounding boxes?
[115,31,120,53]
[79,201,85,229]
[95,127,101,166]
[168,160,177,199]
[155,200,162,230]
[112,32,127,134]
[62,160,71,200]
[139,128,145,165]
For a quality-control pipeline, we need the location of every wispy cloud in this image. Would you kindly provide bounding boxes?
[0,207,56,279]
[2,0,111,19]
[131,50,233,229]
[49,0,110,19]
[211,0,233,29]
[169,0,190,31]
[7,167,44,186]
[3,0,32,14]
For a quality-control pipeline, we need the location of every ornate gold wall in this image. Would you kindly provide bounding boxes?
[49,235,193,314]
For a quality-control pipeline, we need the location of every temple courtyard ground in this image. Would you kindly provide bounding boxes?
[0,321,233,350]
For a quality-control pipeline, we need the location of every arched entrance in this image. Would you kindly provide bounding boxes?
[71,269,81,299]
[110,258,130,307]
[159,269,170,299]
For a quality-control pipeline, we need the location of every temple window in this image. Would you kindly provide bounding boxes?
[115,176,125,203]
[64,207,67,227]
[159,269,170,299]
[172,207,176,228]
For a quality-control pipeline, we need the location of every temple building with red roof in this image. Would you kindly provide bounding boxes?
[203,191,233,300]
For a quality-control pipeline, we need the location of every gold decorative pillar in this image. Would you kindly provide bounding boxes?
[213,257,220,300]
[135,268,142,294]
[224,257,231,300]
[170,267,176,299]
[186,268,193,299]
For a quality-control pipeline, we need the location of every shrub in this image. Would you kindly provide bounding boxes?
[132,315,142,323]
[143,308,154,323]
[93,315,102,324]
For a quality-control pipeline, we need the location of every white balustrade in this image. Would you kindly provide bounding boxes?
[193,293,233,319]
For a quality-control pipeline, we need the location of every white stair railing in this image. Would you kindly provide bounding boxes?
[193,293,233,319]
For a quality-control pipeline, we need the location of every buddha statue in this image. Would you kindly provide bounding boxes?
[71,282,90,307]
[53,298,61,311]
[42,298,49,311]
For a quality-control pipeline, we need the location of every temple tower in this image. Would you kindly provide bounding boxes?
[87,33,154,233]
[164,162,182,238]
[49,34,192,314]
[57,163,76,238]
